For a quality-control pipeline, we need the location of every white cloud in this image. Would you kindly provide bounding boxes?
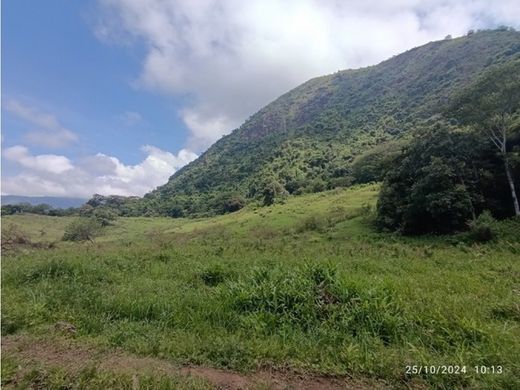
[3,145,74,174]
[96,0,520,149]
[4,100,79,148]
[2,145,197,197]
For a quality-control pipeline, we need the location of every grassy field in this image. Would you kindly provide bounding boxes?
[2,184,520,389]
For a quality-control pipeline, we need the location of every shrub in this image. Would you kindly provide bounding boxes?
[78,204,95,217]
[166,205,184,218]
[329,176,353,189]
[308,178,326,193]
[222,195,246,213]
[358,203,377,226]
[92,207,118,226]
[1,224,31,251]
[62,218,103,242]
[295,215,329,233]
[467,210,497,242]
[261,181,288,206]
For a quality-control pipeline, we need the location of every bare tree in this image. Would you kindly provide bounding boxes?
[488,113,519,216]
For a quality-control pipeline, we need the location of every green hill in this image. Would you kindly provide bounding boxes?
[106,29,520,216]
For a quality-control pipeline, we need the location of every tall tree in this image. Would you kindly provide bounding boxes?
[449,59,520,216]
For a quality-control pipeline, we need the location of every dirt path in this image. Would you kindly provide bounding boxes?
[2,335,389,389]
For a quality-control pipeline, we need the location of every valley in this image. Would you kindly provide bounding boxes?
[2,185,520,388]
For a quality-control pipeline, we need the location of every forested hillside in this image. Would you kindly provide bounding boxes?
[377,58,520,234]
[89,29,520,219]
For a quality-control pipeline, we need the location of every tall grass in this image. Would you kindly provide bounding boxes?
[2,185,519,388]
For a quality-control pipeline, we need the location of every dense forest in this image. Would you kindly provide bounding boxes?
[377,59,520,233]
[80,29,520,234]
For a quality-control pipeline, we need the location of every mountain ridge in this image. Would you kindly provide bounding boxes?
[94,28,520,216]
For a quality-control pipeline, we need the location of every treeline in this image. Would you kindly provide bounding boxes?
[1,203,79,217]
[80,192,247,218]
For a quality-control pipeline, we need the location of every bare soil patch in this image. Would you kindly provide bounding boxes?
[2,335,389,389]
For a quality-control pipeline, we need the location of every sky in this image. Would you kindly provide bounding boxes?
[2,0,520,198]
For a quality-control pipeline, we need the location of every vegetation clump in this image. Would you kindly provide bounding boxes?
[466,211,497,243]
[62,218,103,242]
[223,263,406,343]
[376,58,519,235]
[376,124,518,235]
[200,265,234,286]
[1,223,56,251]
[1,202,79,216]
[1,224,32,251]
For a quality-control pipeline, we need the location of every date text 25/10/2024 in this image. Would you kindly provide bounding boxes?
[405,366,503,375]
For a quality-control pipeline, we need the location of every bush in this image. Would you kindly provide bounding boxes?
[222,195,246,213]
[308,178,327,193]
[166,205,184,218]
[467,211,497,242]
[92,207,118,226]
[1,224,31,250]
[62,218,103,242]
[295,215,329,233]
[261,181,288,206]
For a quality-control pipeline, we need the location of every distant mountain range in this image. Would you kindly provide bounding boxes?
[1,195,87,209]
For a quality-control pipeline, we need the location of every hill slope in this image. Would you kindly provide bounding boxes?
[3,185,520,388]
[140,29,520,216]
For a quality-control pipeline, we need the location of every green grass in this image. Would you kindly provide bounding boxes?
[1,356,211,390]
[2,184,520,388]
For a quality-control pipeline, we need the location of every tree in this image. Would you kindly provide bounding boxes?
[449,60,520,216]
[351,140,404,184]
[375,124,511,234]
[86,193,105,207]
[92,207,118,226]
[487,113,520,216]
[1,204,22,215]
[221,194,246,213]
[79,204,95,217]
[261,180,287,206]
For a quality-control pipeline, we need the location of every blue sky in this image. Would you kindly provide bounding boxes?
[3,0,188,163]
[2,0,519,197]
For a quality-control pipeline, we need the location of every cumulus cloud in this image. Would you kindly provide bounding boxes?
[4,100,79,148]
[95,0,520,149]
[2,144,197,197]
[3,145,74,174]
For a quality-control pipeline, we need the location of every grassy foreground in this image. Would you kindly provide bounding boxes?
[2,184,520,388]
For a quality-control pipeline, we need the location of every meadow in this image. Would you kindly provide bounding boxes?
[2,184,520,389]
